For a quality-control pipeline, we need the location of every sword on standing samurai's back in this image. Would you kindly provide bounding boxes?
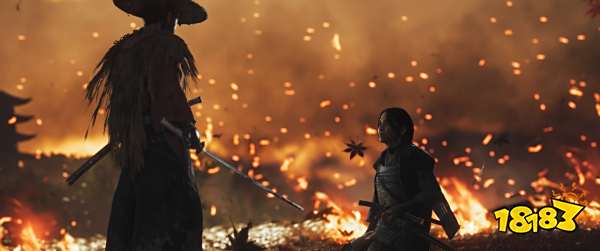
[65,96,203,186]
[66,95,305,211]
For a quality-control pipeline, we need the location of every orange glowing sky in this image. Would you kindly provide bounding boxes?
[0,0,599,157]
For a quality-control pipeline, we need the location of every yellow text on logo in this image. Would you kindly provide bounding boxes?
[493,199,585,234]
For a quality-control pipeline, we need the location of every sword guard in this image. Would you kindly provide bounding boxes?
[358,200,375,208]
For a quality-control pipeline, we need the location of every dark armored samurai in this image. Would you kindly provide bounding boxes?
[84,0,208,250]
[344,107,460,251]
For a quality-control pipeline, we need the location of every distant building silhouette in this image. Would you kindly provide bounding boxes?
[0,91,35,162]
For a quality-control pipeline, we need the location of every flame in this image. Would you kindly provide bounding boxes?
[0,218,106,251]
[0,217,11,251]
[321,210,366,242]
[0,222,46,251]
[58,233,75,251]
[311,192,368,242]
[437,178,493,237]
[21,225,43,251]
[551,185,600,227]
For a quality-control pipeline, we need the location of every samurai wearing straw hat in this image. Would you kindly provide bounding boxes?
[85,0,208,250]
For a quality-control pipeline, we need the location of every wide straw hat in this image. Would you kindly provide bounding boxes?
[113,0,207,25]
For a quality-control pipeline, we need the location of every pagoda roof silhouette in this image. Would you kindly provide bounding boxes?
[0,90,36,152]
[0,90,32,106]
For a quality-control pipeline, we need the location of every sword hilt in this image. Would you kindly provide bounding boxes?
[67,97,203,186]
[187,96,203,106]
[358,200,380,210]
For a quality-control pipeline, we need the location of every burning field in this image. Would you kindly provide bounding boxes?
[1,0,600,250]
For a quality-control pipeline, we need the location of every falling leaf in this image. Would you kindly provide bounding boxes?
[344,140,367,160]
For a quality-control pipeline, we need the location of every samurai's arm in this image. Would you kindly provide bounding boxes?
[365,151,386,231]
[142,33,197,132]
[147,58,200,158]
[365,191,380,232]
[148,65,195,129]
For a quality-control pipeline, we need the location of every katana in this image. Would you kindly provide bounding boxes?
[66,96,202,185]
[67,96,304,212]
[160,118,305,212]
[66,143,113,185]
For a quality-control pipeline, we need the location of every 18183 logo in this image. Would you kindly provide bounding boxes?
[493,199,585,234]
